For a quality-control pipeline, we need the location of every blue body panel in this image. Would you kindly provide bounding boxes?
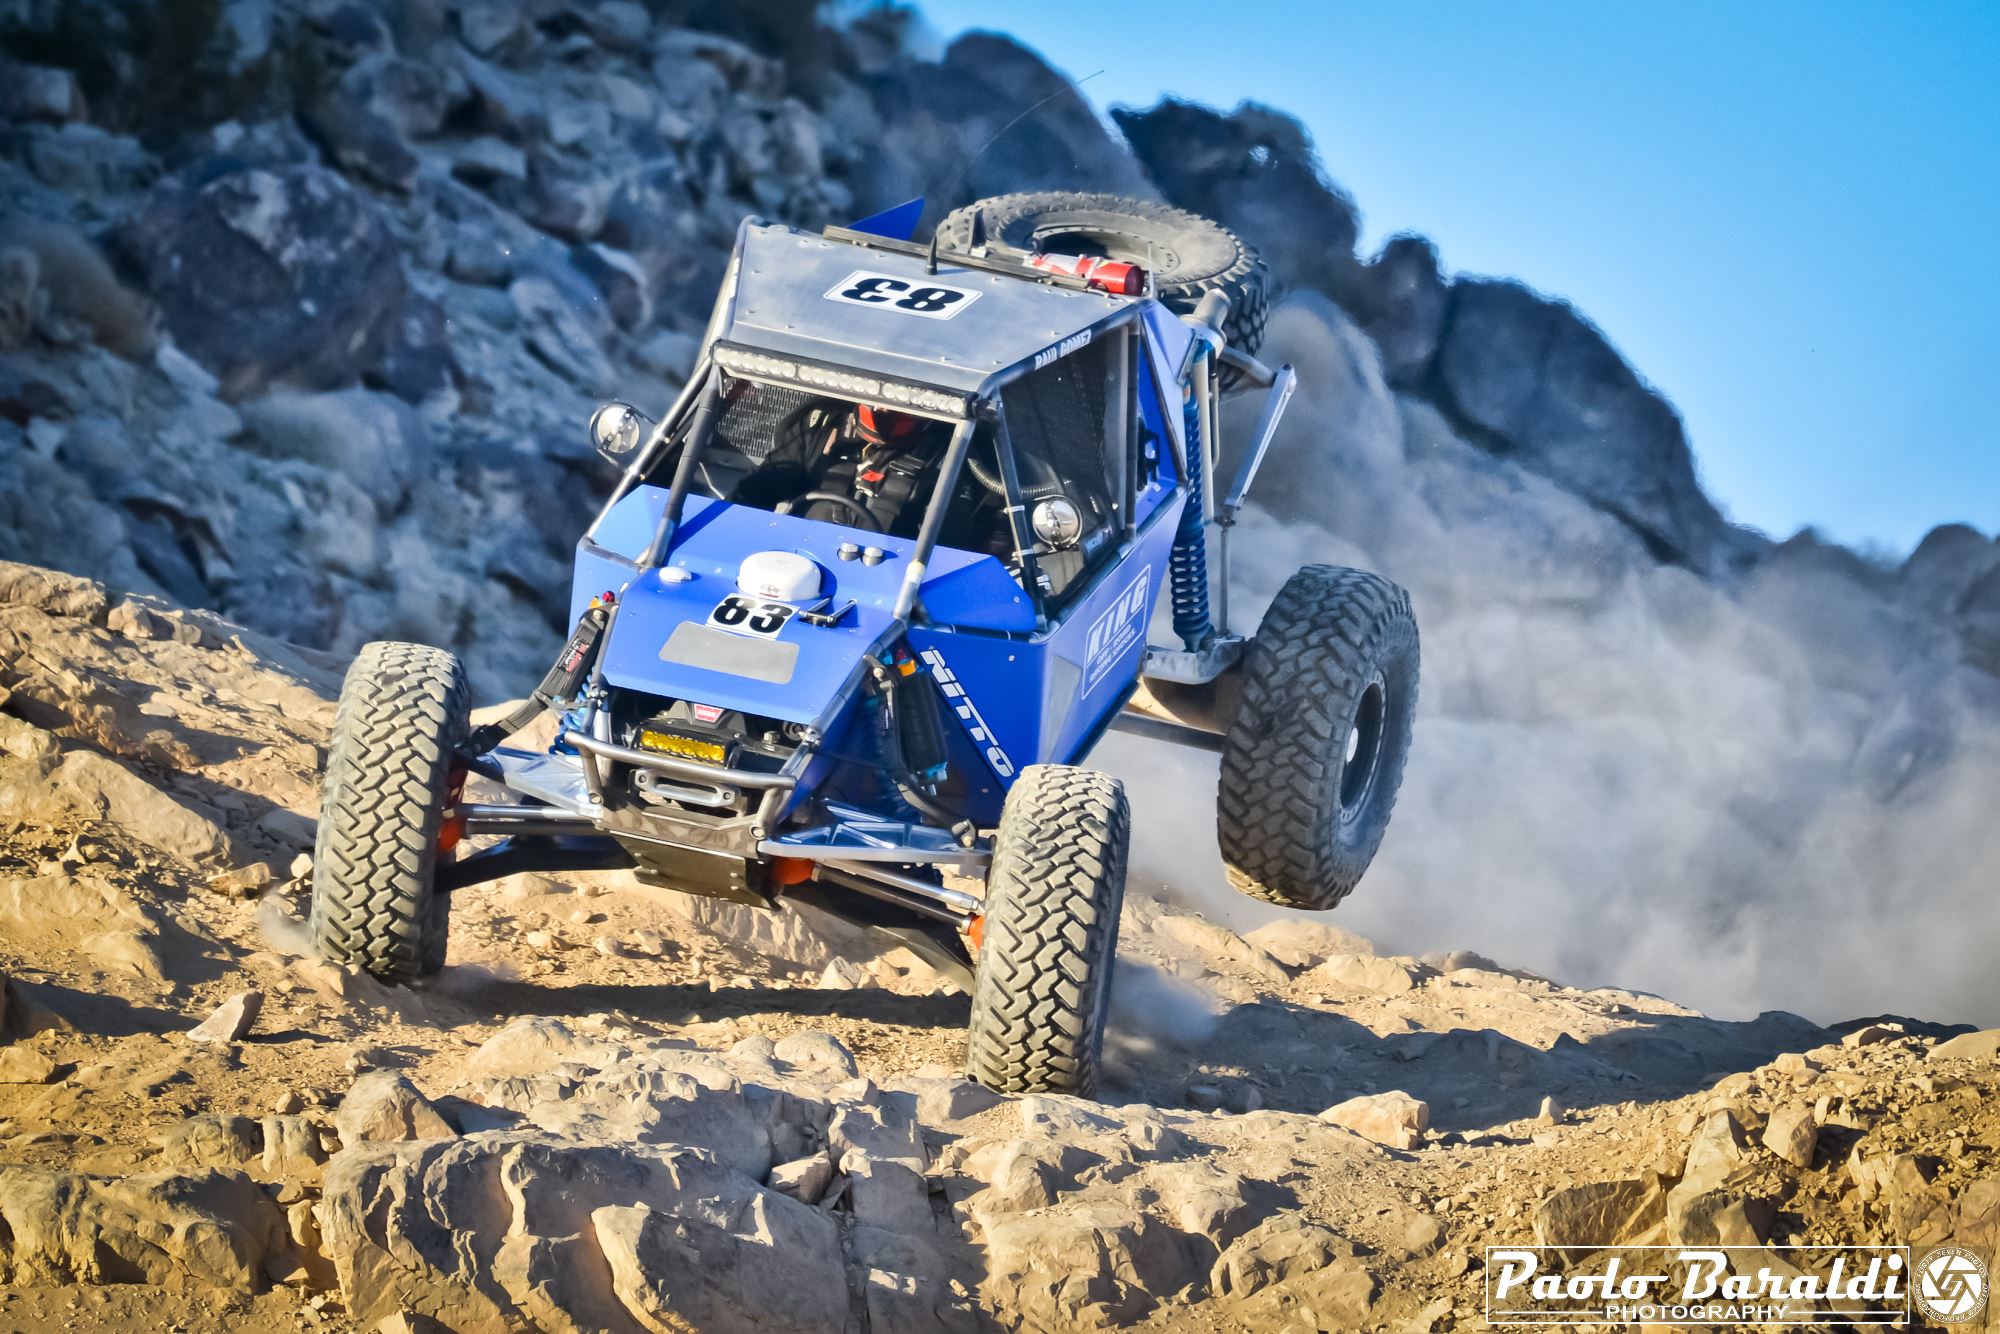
[908,493,1186,799]
[576,490,1037,728]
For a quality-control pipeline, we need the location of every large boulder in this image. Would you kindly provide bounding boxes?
[1430,278,1748,574]
[857,33,1152,222]
[0,1166,288,1289]
[1346,234,1449,388]
[113,165,408,399]
[1113,98,1364,303]
[320,1133,847,1333]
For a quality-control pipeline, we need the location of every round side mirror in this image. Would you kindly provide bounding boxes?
[1031,496,1084,550]
[589,401,651,461]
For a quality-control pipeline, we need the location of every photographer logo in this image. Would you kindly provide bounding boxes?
[1915,1246,1989,1325]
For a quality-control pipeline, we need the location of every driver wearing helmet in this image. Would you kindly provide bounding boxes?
[776,400,944,536]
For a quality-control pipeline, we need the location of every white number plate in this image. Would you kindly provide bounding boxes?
[823,270,981,320]
[706,595,796,638]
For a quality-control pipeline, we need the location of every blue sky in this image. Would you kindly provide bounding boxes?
[913,2,2000,557]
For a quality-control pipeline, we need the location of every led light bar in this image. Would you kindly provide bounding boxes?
[636,729,728,766]
[712,344,971,419]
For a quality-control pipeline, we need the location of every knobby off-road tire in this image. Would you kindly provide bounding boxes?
[935,192,1269,362]
[1219,566,1419,912]
[963,765,1129,1097]
[310,641,469,983]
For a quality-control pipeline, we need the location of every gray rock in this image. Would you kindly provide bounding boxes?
[452,47,547,140]
[1431,277,1747,574]
[239,389,431,514]
[114,165,408,399]
[451,137,528,190]
[508,276,613,391]
[456,0,522,55]
[570,242,652,331]
[0,60,84,124]
[1349,234,1448,387]
[509,152,612,243]
[1115,96,1359,300]
[301,61,420,193]
[579,1,651,52]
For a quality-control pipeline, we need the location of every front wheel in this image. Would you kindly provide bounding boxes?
[310,641,469,982]
[1218,566,1419,911]
[963,766,1128,1096]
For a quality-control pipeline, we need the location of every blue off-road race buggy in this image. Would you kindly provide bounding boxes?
[309,194,1419,1095]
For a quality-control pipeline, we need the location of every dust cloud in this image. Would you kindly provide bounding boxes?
[1105,293,2000,1027]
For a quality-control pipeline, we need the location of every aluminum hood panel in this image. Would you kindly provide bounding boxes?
[722,223,1132,396]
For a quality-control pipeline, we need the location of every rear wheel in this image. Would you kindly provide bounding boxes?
[310,641,469,982]
[1218,566,1418,911]
[963,765,1128,1096]
[935,192,1269,362]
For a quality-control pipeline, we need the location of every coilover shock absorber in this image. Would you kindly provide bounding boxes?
[1169,373,1214,651]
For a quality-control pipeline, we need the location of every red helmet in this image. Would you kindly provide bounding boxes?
[856,404,922,445]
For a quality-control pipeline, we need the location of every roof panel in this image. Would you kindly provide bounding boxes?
[722,223,1135,395]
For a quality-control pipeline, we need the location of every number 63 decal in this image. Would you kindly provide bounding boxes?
[707,595,796,638]
[823,270,981,320]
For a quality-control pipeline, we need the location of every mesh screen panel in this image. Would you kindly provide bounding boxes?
[1000,339,1112,503]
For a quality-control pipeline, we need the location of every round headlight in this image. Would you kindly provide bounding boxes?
[1032,496,1084,550]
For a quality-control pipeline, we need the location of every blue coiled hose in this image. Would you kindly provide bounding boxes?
[1169,380,1214,651]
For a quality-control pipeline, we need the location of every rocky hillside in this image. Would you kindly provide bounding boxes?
[1,561,1997,1332]
[3,0,2000,1016]
[3,0,1997,1024]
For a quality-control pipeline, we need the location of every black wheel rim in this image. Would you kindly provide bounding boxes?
[1337,674,1388,826]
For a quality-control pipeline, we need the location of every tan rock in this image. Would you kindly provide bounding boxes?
[1319,1091,1429,1149]
[1762,1105,1817,1168]
[1153,913,1289,982]
[593,1197,849,1334]
[1668,1189,1772,1246]
[188,991,262,1046]
[1316,952,1421,995]
[1842,1023,1902,1048]
[0,1165,286,1288]
[765,1151,834,1206]
[1928,1028,2000,1062]
[0,1047,58,1084]
[1241,919,1375,971]
[1680,1109,1752,1194]
[153,1115,263,1172]
[984,1201,1191,1325]
[1773,1051,1821,1076]
[1210,1214,1372,1305]
[332,1072,455,1145]
[1534,1178,1666,1247]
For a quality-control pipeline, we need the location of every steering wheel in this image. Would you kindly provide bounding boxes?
[777,491,884,532]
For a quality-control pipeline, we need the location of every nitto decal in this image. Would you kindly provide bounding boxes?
[1032,328,1091,370]
[823,271,981,320]
[918,648,1016,779]
[706,594,795,638]
[1081,567,1152,697]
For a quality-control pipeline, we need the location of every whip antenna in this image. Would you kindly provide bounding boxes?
[937,68,1104,239]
